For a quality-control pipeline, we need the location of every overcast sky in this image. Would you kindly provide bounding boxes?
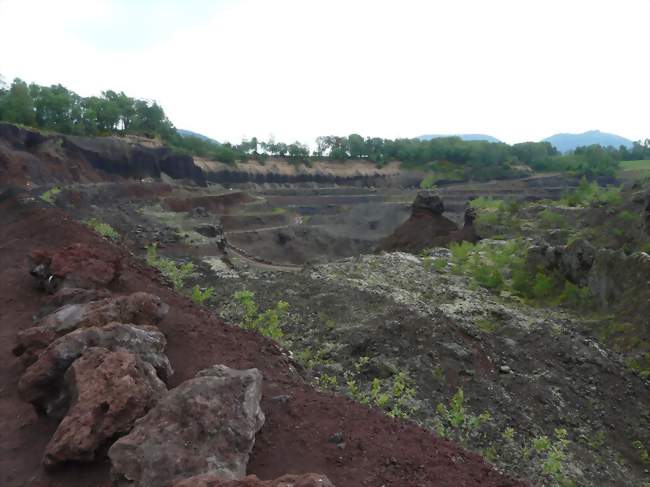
[1,0,648,144]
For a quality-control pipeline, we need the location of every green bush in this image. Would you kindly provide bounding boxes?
[233,290,288,340]
[146,244,195,290]
[40,186,61,204]
[190,285,214,305]
[560,178,622,207]
[434,388,491,446]
[84,218,119,240]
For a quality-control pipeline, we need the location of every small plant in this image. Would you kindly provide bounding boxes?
[190,285,214,305]
[146,243,195,290]
[84,218,119,240]
[233,290,288,340]
[434,388,491,446]
[40,186,61,204]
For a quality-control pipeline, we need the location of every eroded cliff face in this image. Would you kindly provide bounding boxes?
[0,123,206,187]
[196,157,423,187]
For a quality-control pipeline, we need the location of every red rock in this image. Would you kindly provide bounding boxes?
[43,347,166,467]
[19,322,172,418]
[28,243,121,292]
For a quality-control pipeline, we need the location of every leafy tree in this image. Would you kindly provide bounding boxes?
[0,78,35,125]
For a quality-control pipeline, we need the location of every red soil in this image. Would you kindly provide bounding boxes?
[0,196,527,487]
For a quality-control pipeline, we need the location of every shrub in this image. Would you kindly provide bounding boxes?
[560,178,622,207]
[233,290,288,340]
[190,285,214,305]
[434,388,491,446]
[84,218,119,240]
[40,186,61,204]
[146,243,195,290]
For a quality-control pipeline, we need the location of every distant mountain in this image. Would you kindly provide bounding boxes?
[418,133,502,143]
[177,129,219,144]
[542,130,633,153]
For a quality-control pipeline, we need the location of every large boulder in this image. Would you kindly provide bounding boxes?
[19,322,172,418]
[109,365,264,487]
[43,347,167,467]
[28,243,121,292]
[14,292,168,363]
[172,473,335,487]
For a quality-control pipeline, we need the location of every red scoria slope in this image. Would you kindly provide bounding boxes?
[0,194,527,487]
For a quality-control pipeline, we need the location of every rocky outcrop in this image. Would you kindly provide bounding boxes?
[172,473,335,487]
[43,347,167,467]
[19,322,172,417]
[527,238,596,287]
[527,239,650,321]
[109,365,264,486]
[377,192,480,253]
[13,292,169,364]
[0,122,206,187]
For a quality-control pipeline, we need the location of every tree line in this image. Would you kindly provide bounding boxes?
[1,76,647,179]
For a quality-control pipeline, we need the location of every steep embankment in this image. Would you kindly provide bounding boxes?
[0,192,525,487]
[195,157,422,187]
[0,123,206,187]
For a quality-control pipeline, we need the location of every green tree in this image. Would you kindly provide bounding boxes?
[0,78,35,125]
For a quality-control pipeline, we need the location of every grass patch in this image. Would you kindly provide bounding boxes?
[40,186,61,204]
[84,218,119,240]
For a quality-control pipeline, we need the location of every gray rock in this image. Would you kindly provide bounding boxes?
[109,365,264,486]
[13,292,169,364]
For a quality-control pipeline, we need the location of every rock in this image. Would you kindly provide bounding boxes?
[188,206,209,218]
[43,287,112,309]
[412,192,445,215]
[19,322,172,418]
[499,365,512,374]
[560,239,596,286]
[109,365,264,486]
[14,292,168,363]
[377,193,458,253]
[171,473,335,487]
[43,348,167,467]
[195,223,223,238]
[28,243,121,292]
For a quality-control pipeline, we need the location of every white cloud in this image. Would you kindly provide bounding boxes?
[1,0,648,144]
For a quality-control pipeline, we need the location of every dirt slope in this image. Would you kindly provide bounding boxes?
[0,195,526,487]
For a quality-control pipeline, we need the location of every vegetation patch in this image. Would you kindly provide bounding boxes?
[84,218,119,240]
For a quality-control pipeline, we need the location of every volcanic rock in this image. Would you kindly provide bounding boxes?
[172,473,335,487]
[109,365,264,486]
[43,347,167,467]
[412,192,445,214]
[377,192,461,253]
[19,322,172,418]
[14,292,168,364]
[195,223,224,238]
[28,243,121,292]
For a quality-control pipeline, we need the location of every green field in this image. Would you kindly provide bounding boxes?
[618,160,650,180]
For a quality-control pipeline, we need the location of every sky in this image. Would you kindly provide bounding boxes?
[0,0,648,145]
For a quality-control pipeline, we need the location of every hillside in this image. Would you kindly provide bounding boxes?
[543,130,633,153]
[418,133,502,143]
